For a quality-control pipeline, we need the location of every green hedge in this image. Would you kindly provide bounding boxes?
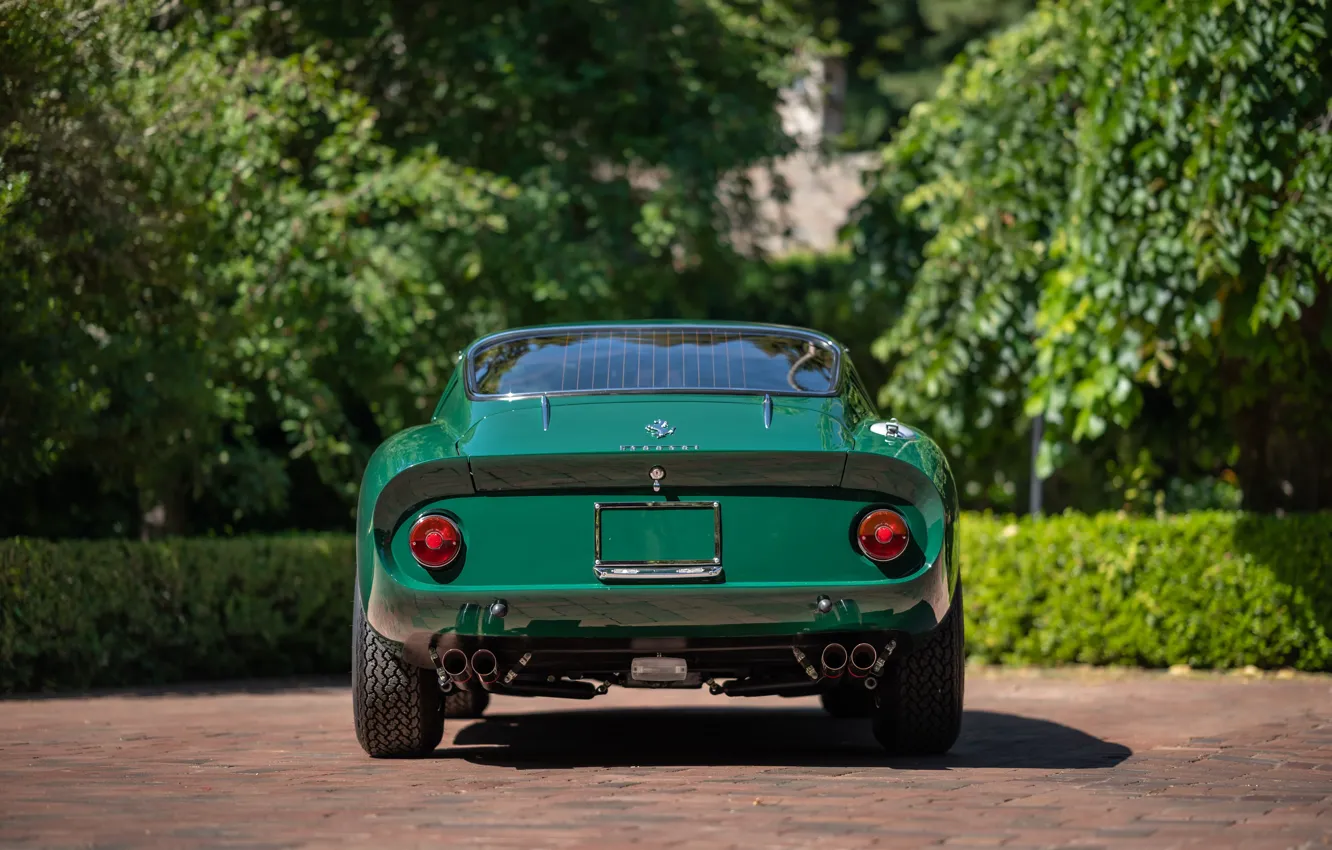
[2,513,1329,692]
[963,512,1332,671]
[0,535,353,693]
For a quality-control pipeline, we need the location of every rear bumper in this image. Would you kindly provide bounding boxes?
[362,550,954,664]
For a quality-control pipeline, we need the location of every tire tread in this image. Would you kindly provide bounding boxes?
[352,602,443,758]
[872,582,965,755]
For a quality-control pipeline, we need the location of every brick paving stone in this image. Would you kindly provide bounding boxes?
[1,668,1330,849]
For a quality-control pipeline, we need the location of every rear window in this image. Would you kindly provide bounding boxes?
[469,326,839,397]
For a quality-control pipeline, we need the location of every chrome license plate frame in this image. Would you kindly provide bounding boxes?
[592,501,722,582]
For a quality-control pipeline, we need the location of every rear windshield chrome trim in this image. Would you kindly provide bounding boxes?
[464,323,842,401]
[477,386,840,401]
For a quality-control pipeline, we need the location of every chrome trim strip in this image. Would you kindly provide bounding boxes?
[472,322,838,353]
[477,386,838,401]
[762,393,772,429]
[593,501,723,580]
[465,323,842,401]
[594,564,725,582]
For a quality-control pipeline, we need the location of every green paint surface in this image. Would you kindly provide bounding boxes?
[356,322,960,642]
[385,491,932,590]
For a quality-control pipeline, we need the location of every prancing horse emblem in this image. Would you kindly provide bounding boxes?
[645,419,676,439]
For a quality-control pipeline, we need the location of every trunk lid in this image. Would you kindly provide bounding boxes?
[459,395,851,491]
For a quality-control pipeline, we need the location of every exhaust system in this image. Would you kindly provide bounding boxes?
[722,677,822,697]
[848,643,878,678]
[820,643,847,679]
[440,648,471,685]
[470,649,499,685]
[500,679,599,699]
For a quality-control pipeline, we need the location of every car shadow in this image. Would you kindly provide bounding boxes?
[440,706,1131,770]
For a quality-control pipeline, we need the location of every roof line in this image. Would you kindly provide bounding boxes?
[467,321,839,354]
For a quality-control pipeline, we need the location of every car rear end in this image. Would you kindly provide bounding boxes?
[352,324,962,757]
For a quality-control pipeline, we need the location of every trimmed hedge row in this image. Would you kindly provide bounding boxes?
[1,512,1328,692]
[0,536,354,693]
[963,512,1332,671]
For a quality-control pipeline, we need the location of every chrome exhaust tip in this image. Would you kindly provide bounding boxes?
[820,643,847,679]
[848,643,877,678]
[441,648,471,684]
[471,649,499,684]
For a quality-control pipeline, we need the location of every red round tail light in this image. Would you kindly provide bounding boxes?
[409,514,461,568]
[856,509,909,562]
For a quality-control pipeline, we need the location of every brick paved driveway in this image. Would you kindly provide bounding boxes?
[1,667,1329,849]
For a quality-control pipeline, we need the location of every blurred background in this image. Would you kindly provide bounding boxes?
[3,0,1331,691]
[5,0,1329,541]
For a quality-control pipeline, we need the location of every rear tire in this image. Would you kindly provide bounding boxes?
[819,687,875,718]
[444,682,491,719]
[352,597,444,758]
[871,582,965,755]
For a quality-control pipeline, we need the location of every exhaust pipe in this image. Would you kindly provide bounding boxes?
[440,648,471,684]
[820,643,847,679]
[499,680,599,699]
[722,677,822,697]
[471,649,499,685]
[848,643,878,678]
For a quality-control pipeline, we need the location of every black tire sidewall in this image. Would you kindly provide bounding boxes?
[872,580,965,755]
[351,586,444,757]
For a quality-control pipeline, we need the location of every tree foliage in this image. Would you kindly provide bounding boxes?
[823,0,1035,147]
[1,0,212,522]
[6,0,1331,534]
[1,0,816,536]
[854,0,1332,512]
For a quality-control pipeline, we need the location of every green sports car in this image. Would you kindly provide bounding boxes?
[352,321,962,757]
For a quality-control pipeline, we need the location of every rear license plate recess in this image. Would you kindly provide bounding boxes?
[593,501,722,582]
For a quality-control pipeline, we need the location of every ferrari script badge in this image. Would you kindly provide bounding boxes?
[645,419,676,439]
